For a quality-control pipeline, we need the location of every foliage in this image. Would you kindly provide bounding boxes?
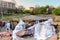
[1,5,60,15]
[23,10,30,14]
[52,7,60,15]
[0,13,30,19]
[17,6,25,14]
[54,17,60,22]
[45,5,49,8]
[31,6,48,15]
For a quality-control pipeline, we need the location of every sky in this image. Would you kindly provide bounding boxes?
[3,0,60,9]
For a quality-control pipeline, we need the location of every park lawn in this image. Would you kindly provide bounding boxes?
[0,14,30,20]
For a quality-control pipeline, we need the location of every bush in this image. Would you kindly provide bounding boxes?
[54,17,60,22]
[52,7,60,15]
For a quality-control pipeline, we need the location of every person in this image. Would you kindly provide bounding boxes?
[12,19,26,40]
[27,18,56,40]
[5,20,10,31]
[10,22,15,31]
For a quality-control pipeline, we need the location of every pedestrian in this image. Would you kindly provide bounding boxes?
[10,22,15,31]
[5,20,10,31]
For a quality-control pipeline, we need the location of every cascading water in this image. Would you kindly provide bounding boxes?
[12,18,56,40]
[12,19,25,40]
[29,18,56,40]
[38,18,56,40]
[33,20,48,40]
[27,20,49,40]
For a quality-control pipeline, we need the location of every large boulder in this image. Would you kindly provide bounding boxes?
[2,37,12,40]
[0,31,12,37]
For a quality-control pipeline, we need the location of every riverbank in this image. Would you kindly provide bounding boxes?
[0,14,60,40]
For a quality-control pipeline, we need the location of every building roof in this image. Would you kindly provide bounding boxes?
[0,0,15,4]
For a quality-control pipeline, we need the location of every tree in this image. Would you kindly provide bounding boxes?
[31,6,47,15]
[18,6,25,14]
[52,6,60,15]
[45,5,49,8]
[31,7,40,15]
[24,10,30,14]
[39,6,47,14]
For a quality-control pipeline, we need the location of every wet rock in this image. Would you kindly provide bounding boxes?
[2,37,12,40]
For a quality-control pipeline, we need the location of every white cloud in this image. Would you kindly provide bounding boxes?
[15,0,35,9]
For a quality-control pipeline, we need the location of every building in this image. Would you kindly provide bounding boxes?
[0,0,15,14]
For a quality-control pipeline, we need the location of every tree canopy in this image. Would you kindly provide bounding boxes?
[52,6,60,15]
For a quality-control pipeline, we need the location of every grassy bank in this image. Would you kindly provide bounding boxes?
[0,13,30,19]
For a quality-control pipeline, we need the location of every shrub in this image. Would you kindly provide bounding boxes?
[54,17,60,22]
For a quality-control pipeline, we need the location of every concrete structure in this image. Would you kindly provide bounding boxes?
[0,0,15,14]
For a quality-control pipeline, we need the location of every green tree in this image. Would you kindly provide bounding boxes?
[31,7,40,15]
[24,10,30,14]
[31,6,47,15]
[39,6,47,14]
[18,6,25,14]
[52,6,60,15]
[45,5,49,8]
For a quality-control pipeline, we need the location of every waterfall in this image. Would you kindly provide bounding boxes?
[12,19,25,40]
[34,18,55,40]
[34,21,42,39]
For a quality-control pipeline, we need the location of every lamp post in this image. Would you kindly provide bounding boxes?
[1,8,3,19]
